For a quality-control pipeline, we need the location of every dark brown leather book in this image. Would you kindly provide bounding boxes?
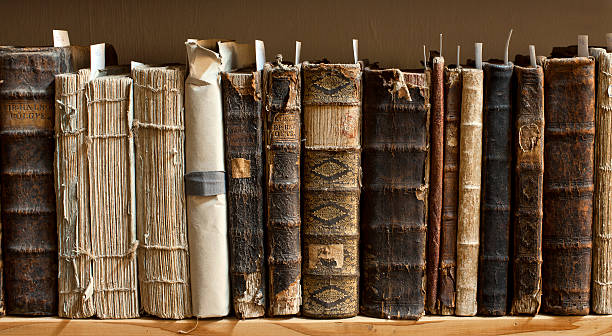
[478,62,514,316]
[427,57,444,315]
[0,47,73,315]
[302,62,361,318]
[222,70,266,319]
[511,65,544,315]
[438,67,462,315]
[361,68,429,320]
[542,57,595,315]
[263,57,302,316]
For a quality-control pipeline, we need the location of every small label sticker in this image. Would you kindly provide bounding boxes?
[231,158,251,178]
[53,30,70,47]
[608,84,612,97]
[89,43,106,80]
[309,244,344,269]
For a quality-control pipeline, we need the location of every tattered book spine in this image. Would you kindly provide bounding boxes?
[302,63,361,318]
[86,75,139,318]
[55,69,94,318]
[0,47,72,315]
[222,71,266,319]
[511,65,544,315]
[133,66,191,319]
[263,62,302,316]
[478,62,513,316]
[542,57,594,315]
[361,69,429,320]
[455,69,483,316]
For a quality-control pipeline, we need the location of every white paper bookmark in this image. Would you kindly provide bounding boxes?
[475,42,483,70]
[255,40,265,71]
[578,35,589,57]
[353,39,359,64]
[423,45,427,69]
[529,45,537,68]
[440,34,443,58]
[53,30,70,47]
[295,41,302,65]
[504,29,513,65]
[457,45,461,68]
[90,43,105,81]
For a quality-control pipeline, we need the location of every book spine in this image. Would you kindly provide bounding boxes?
[0,47,73,315]
[133,66,191,319]
[302,63,361,318]
[55,69,95,318]
[427,57,444,315]
[263,62,302,316]
[438,68,462,315]
[222,71,266,319]
[361,69,429,320]
[511,65,544,315]
[542,57,595,315]
[478,62,513,316]
[455,69,483,316]
[86,75,139,319]
[593,51,612,314]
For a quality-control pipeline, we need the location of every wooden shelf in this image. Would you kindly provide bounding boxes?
[0,315,611,335]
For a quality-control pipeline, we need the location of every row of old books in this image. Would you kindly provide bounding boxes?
[0,33,611,320]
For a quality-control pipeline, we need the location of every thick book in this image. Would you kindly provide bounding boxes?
[478,62,513,316]
[0,46,74,315]
[222,59,267,318]
[511,64,544,315]
[133,65,191,319]
[427,57,444,314]
[263,57,302,316]
[542,57,595,315]
[361,68,430,320]
[438,67,462,315]
[455,68,484,316]
[302,62,361,318]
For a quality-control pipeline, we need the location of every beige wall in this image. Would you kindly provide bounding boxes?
[0,0,611,68]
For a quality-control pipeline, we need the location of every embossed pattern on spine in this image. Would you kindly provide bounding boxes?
[361,69,430,320]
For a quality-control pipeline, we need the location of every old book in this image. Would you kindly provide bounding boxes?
[222,55,266,319]
[427,57,444,315]
[438,67,462,315]
[592,49,612,314]
[302,62,361,318]
[455,68,484,317]
[132,65,191,319]
[263,57,302,316]
[510,64,544,315]
[478,62,513,316]
[542,57,595,315]
[361,68,430,320]
[0,46,74,315]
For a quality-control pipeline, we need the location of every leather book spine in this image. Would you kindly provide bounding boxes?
[302,63,361,318]
[455,68,484,316]
[263,61,302,316]
[478,62,513,316]
[222,71,266,319]
[592,51,612,314]
[0,47,73,315]
[542,57,595,315]
[361,69,430,320]
[427,57,444,315]
[511,65,544,315]
[438,67,462,315]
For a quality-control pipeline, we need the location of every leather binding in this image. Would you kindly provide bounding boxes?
[361,68,430,320]
[438,67,462,315]
[222,70,266,319]
[478,62,513,316]
[542,57,595,315]
[455,68,484,316]
[427,57,444,314]
[511,65,544,315]
[0,47,74,315]
[302,63,361,318]
[263,58,302,316]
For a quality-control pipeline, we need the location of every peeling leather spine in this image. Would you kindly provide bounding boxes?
[511,65,544,316]
[302,63,361,318]
[542,57,594,315]
[455,68,483,316]
[361,68,430,320]
[263,61,302,316]
[222,71,266,319]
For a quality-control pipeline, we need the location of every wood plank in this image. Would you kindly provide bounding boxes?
[0,315,612,336]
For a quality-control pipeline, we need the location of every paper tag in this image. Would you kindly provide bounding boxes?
[352,39,359,64]
[529,45,537,67]
[295,41,302,65]
[89,43,105,81]
[475,43,483,70]
[53,30,70,47]
[608,84,612,98]
[578,35,589,57]
[255,40,265,71]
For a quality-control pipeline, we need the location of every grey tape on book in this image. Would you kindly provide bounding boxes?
[185,171,226,196]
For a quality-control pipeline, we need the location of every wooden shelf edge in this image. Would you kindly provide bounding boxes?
[1,315,612,335]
